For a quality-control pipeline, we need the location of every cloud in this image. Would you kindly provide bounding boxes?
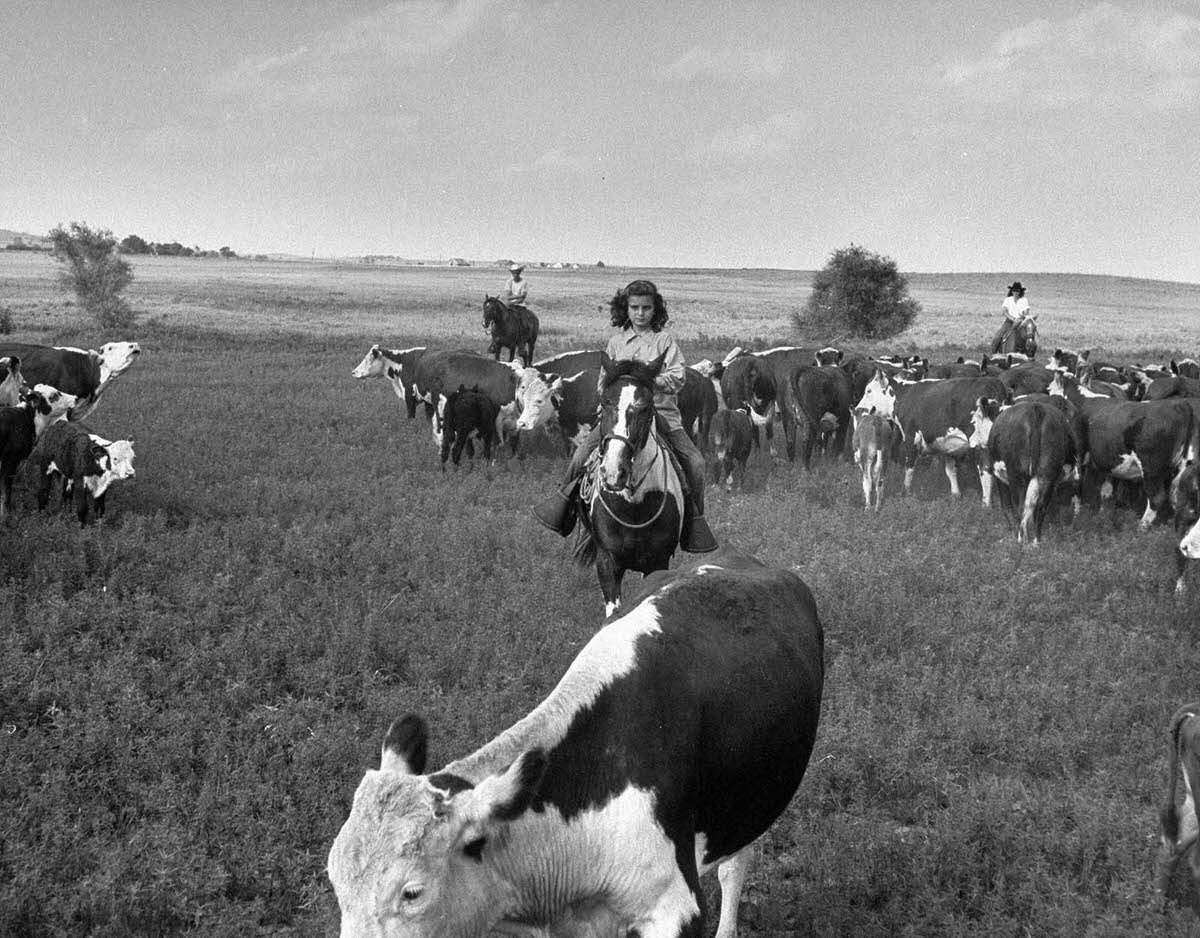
[208,0,505,105]
[662,46,787,82]
[689,109,810,164]
[942,3,1200,109]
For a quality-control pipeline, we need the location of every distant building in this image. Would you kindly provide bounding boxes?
[448,257,471,267]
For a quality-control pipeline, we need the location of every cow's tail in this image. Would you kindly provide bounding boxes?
[1022,409,1041,480]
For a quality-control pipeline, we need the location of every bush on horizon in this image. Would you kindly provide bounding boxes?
[796,244,920,340]
[50,221,138,330]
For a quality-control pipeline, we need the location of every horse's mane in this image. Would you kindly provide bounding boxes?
[602,358,659,390]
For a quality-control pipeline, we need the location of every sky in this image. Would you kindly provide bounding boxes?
[3,0,1199,282]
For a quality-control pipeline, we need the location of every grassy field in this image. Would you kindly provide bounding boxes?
[2,252,1200,936]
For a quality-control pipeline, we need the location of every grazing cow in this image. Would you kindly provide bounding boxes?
[0,385,78,520]
[328,548,825,938]
[351,344,428,418]
[1156,703,1200,907]
[436,385,501,470]
[786,364,852,467]
[1174,359,1200,381]
[514,367,601,454]
[482,295,539,367]
[709,407,754,490]
[852,408,895,513]
[856,371,1007,499]
[1074,397,1199,529]
[1172,462,1200,594]
[0,341,140,421]
[678,366,718,453]
[0,356,22,406]
[975,399,1078,544]
[31,421,111,524]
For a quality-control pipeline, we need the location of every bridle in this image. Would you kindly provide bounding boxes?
[593,426,673,528]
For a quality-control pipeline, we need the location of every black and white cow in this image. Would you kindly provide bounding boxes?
[856,371,1007,499]
[328,548,825,938]
[436,386,501,470]
[786,364,853,467]
[973,398,1079,545]
[1144,374,1200,401]
[351,345,429,418]
[1074,396,1199,529]
[1173,359,1200,381]
[709,407,754,491]
[0,385,78,519]
[414,351,522,446]
[0,341,140,421]
[678,366,718,454]
[514,366,602,454]
[1172,462,1200,594]
[31,421,111,524]
[1156,703,1200,905]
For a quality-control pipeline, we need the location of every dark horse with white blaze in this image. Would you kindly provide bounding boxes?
[992,315,1039,358]
[482,295,539,368]
[574,351,684,616]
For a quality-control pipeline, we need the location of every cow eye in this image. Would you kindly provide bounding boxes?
[400,884,424,903]
[463,836,487,861]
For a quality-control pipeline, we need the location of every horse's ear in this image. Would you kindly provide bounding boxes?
[648,351,668,377]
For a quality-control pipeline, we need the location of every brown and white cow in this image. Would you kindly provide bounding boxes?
[709,407,754,491]
[351,345,429,418]
[0,341,140,421]
[329,549,825,938]
[852,408,896,513]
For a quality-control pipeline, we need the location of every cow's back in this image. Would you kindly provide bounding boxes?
[419,351,519,407]
[896,376,1007,434]
[0,343,99,399]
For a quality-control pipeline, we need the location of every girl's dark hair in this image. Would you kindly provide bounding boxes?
[609,279,669,332]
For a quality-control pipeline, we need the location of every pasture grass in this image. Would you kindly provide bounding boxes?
[1,254,1200,936]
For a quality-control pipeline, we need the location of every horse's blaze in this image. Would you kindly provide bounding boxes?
[600,385,639,490]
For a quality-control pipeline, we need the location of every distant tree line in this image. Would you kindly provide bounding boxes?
[118,234,238,258]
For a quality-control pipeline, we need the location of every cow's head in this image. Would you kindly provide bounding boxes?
[329,715,547,938]
[814,347,843,367]
[97,342,141,383]
[0,356,21,406]
[29,384,79,426]
[352,344,388,379]
[514,371,566,432]
[854,369,896,418]
[1049,348,1080,373]
[969,396,1003,449]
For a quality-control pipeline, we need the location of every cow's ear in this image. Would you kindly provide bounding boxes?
[1171,359,1180,375]
[469,749,546,825]
[381,714,428,775]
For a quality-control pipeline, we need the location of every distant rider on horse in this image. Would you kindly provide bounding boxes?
[991,280,1033,354]
[504,264,529,308]
[531,279,718,554]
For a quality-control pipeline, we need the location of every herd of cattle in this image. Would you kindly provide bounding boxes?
[0,341,139,523]
[352,339,1200,591]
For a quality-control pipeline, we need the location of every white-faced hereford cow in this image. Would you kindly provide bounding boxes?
[1073,397,1199,529]
[856,371,1007,499]
[709,407,754,491]
[514,366,601,455]
[1156,702,1200,907]
[352,345,429,418]
[0,341,140,421]
[0,385,78,520]
[328,549,825,938]
[1172,462,1200,593]
[0,357,22,406]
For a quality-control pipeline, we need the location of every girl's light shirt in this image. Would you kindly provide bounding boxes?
[602,329,686,431]
[1003,295,1030,323]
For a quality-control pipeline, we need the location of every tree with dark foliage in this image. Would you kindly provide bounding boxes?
[49,222,136,329]
[798,244,920,340]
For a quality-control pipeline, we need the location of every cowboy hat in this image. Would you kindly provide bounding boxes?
[510,263,524,273]
[1008,281,1024,292]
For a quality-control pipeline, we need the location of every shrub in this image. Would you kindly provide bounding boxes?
[0,306,13,334]
[49,222,138,330]
[796,244,920,340]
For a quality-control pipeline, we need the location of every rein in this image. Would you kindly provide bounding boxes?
[593,428,673,529]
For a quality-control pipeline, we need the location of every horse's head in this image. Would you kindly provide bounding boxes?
[1017,317,1038,358]
[597,351,665,492]
[482,295,503,331]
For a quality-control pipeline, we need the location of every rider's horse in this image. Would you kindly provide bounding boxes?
[482,295,539,368]
[995,316,1038,358]
[574,352,683,616]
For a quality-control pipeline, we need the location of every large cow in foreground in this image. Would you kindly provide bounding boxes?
[329,549,825,938]
[1172,462,1200,593]
[1156,702,1200,908]
[0,342,141,421]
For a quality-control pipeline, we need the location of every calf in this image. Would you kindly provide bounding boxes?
[31,421,111,524]
[57,432,136,521]
[852,408,895,513]
[328,548,825,938]
[437,385,500,470]
[1156,703,1200,908]
[0,386,76,520]
[0,356,21,406]
[1172,462,1200,593]
[678,366,718,453]
[709,407,754,490]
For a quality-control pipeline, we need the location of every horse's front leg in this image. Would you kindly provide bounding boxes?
[596,551,624,618]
